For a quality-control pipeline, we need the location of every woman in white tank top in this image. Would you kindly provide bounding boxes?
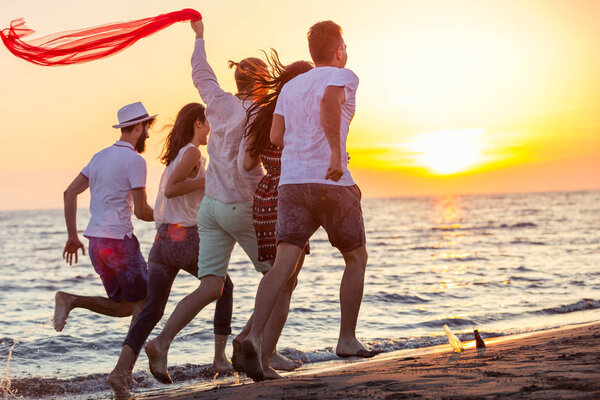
[108,103,235,397]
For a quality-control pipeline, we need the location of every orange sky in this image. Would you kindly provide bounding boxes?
[0,0,598,210]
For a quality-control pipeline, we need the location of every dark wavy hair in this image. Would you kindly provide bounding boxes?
[240,50,313,157]
[159,103,206,166]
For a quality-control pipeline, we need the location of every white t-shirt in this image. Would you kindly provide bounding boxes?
[274,66,359,186]
[154,143,206,227]
[81,141,147,239]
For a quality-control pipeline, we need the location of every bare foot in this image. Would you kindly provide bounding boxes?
[336,337,380,358]
[144,339,172,384]
[271,351,301,371]
[107,370,132,400]
[212,356,233,374]
[262,365,283,380]
[53,291,72,332]
[231,339,244,373]
[241,339,264,382]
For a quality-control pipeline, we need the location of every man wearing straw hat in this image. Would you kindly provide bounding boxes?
[53,101,156,333]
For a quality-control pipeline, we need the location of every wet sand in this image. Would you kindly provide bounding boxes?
[143,321,600,400]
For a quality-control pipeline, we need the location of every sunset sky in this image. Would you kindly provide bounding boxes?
[0,0,598,210]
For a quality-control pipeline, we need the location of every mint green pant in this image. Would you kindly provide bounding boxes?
[197,196,270,278]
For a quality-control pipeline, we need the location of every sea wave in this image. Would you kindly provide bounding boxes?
[429,222,537,232]
[536,299,600,315]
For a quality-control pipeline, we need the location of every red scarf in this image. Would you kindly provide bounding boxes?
[1,9,201,66]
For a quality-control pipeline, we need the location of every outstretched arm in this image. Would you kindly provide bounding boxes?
[63,173,88,265]
[165,147,205,198]
[190,19,226,105]
[320,85,346,182]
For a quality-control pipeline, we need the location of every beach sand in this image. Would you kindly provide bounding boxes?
[143,322,600,400]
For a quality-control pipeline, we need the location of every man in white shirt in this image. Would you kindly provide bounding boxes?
[53,102,155,333]
[241,20,376,382]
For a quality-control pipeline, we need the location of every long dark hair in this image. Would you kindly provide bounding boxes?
[160,103,206,166]
[239,50,313,157]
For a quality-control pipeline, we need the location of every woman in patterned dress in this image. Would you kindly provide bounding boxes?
[231,53,313,379]
[242,54,313,262]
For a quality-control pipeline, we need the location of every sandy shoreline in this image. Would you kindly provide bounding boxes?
[136,322,600,399]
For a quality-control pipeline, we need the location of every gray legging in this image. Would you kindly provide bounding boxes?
[123,224,233,355]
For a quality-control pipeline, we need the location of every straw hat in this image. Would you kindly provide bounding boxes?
[112,102,157,129]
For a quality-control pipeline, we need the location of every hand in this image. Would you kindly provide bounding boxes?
[63,237,85,265]
[325,154,344,182]
[191,19,204,39]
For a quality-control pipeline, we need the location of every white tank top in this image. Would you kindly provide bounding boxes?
[154,143,205,227]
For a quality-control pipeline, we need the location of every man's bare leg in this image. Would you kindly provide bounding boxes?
[260,253,305,379]
[212,334,233,373]
[242,243,303,381]
[233,311,301,374]
[145,275,224,384]
[233,262,299,375]
[105,298,145,398]
[335,245,375,357]
[53,291,134,331]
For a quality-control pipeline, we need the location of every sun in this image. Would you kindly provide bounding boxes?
[406,129,486,175]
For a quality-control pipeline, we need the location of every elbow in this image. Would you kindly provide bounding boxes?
[270,134,284,148]
[63,188,75,200]
[164,184,178,199]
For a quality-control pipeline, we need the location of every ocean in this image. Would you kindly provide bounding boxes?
[1,190,599,399]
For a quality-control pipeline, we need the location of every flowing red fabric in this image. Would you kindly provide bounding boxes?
[0,8,201,66]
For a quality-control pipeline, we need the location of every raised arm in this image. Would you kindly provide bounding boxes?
[320,85,346,181]
[164,147,205,198]
[132,189,154,222]
[63,173,89,265]
[190,19,226,105]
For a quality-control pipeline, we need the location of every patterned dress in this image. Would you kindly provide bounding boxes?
[253,143,309,261]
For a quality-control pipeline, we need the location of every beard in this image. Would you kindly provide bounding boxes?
[135,132,147,153]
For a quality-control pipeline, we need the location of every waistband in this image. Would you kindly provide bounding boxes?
[156,224,198,239]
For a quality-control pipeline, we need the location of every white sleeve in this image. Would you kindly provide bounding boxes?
[80,154,95,178]
[127,156,147,189]
[326,68,359,100]
[80,164,90,179]
[191,38,227,105]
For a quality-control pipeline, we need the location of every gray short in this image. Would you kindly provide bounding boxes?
[276,183,366,253]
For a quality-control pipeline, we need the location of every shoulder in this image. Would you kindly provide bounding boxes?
[279,73,305,98]
[126,152,147,169]
[87,145,113,166]
[341,68,358,81]
[180,145,201,160]
[332,68,359,84]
